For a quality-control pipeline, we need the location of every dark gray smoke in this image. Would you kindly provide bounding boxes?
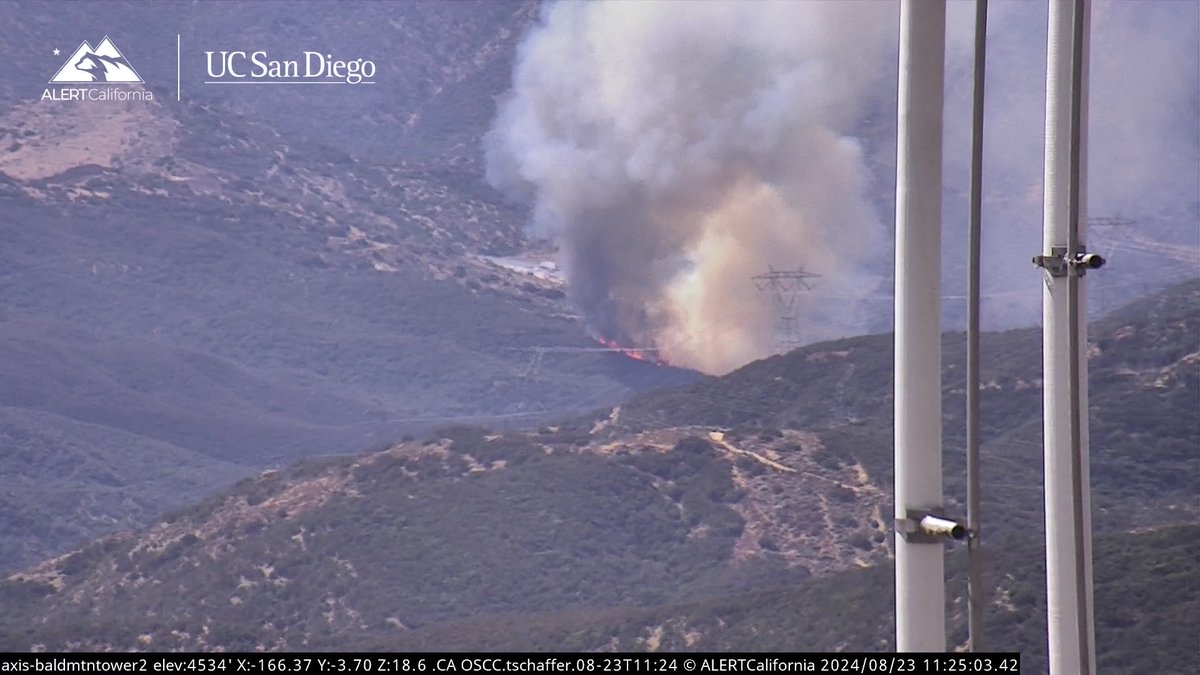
[488,0,1199,373]
[486,0,896,374]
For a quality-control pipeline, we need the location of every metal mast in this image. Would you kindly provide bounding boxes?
[965,0,989,652]
[893,0,948,652]
[1036,0,1098,671]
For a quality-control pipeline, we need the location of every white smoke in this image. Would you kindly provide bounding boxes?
[488,0,1199,374]
[486,0,897,374]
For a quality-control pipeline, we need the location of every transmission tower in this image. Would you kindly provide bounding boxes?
[752,266,820,352]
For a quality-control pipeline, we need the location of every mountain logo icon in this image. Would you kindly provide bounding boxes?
[49,37,144,84]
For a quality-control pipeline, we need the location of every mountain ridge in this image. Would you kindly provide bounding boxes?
[1,279,1194,659]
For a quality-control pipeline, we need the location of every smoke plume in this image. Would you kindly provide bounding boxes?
[488,0,1198,374]
[486,0,896,374]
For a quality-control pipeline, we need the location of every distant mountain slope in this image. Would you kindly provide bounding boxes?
[0,318,392,464]
[0,1,539,172]
[1,281,1194,653]
[0,1,697,573]
[0,191,696,566]
[0,405,245,572]
[0,66,697,439]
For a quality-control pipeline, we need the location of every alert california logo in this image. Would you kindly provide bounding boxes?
[42,36,154,102]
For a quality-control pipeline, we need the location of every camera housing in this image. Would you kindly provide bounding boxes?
[1073,252,1106,269]
[919,515,967,541]
[896,509,969,544]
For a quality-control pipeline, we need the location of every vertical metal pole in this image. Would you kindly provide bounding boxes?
[966,0,988,654]
[1042,0,1096,672]
[894,0,947,653]
[1065,0,1096,670]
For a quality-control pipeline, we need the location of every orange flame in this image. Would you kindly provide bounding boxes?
[597,337,670,367]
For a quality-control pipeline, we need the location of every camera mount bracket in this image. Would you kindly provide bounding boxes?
[1033,245,1106,277]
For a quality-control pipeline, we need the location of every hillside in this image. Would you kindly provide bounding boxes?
[3,0,1194,583]
[0,3,1195,657]
[0,2,699,571]
[0,1,539,172]
[343,524,1200,675]
[604,279,1200,540]
[0,2,702,442]
[0,406,245,569]
[1,281,1195,658]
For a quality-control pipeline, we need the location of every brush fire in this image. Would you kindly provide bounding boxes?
[597,337,670,367]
